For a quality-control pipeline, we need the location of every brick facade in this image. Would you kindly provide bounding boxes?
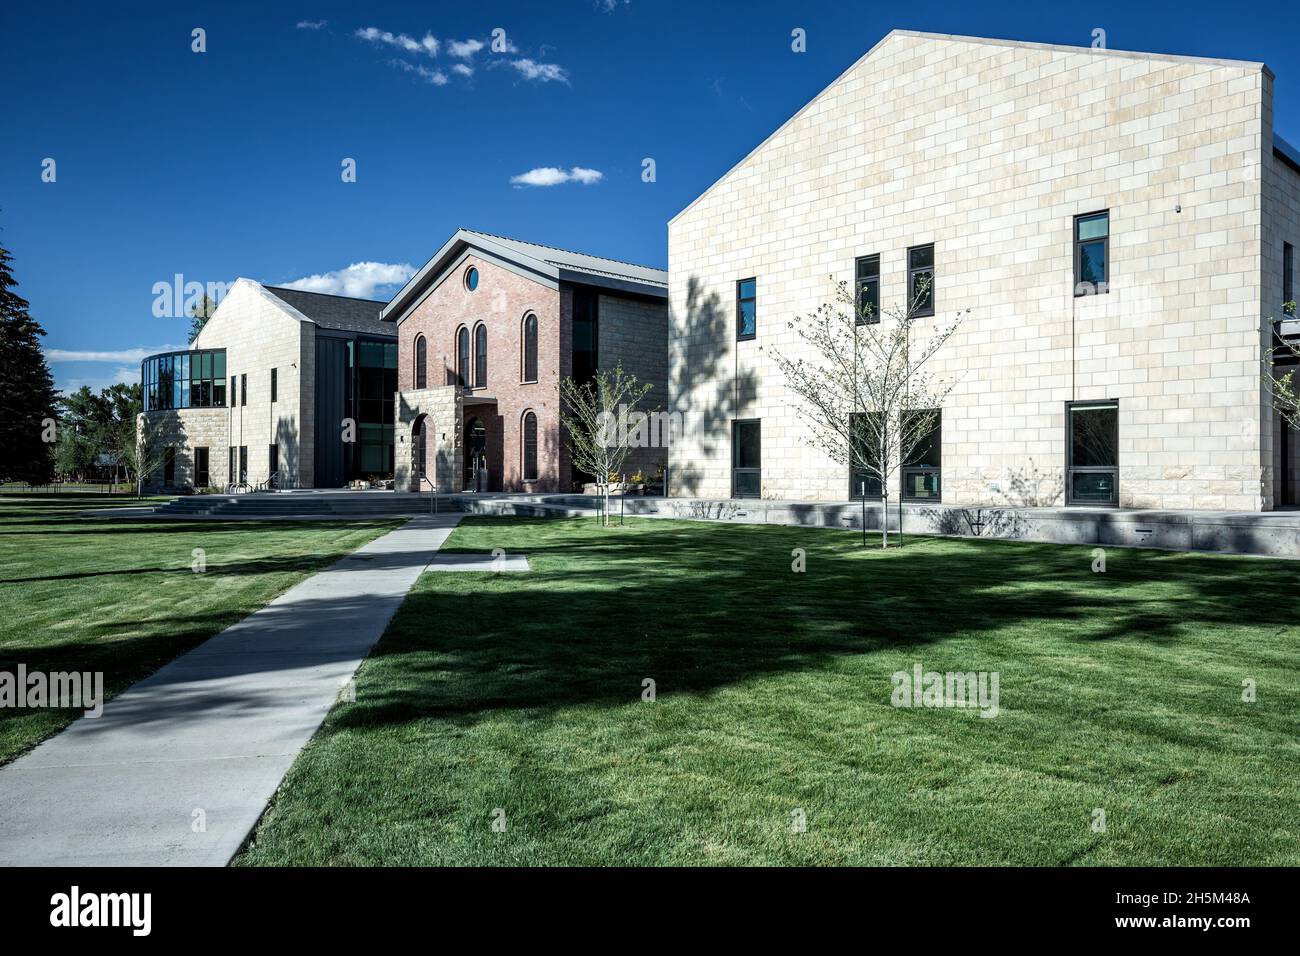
[394,249,669,492]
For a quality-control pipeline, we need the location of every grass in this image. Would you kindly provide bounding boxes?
[235,515,1300,866]
[0,496,400,765]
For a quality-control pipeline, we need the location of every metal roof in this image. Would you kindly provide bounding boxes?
[381,228,667,323]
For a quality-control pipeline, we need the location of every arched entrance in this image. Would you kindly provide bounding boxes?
[411,415,428,490]
[464,417,487,491]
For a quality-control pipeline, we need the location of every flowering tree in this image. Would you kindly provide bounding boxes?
[766,278,965,547]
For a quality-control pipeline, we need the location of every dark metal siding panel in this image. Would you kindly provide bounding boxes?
[314,337,348,488]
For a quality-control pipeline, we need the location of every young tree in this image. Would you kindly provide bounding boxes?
[0,245,59,484]
[559,363,654,526]
[122,413,173,497]
[1265,300,1300,428]
[766,278,966,547]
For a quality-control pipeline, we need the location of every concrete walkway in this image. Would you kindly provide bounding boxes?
[0,513,462,866]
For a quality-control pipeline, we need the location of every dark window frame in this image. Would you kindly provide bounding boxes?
[474,323,488,388]
[1073,211,1110,296]
[522,411,539,481]
[230,375,237,407]
[415,334,428,389]
[849,412,884,499]
[1284,241,1295,314]
[270,367,278,403]
[1066,399,1119,506]
[900,409,942,502]
[194,447,209,487]
[455,326,470,388]
[521,313,539,383]
[240,373,247,407]
[731,418,761,498]
[907,244,935,318]
[855,254,881,325]
[736,278,757,341]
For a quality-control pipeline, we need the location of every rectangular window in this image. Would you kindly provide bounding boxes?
[163,447,176,485]
[240,373,248,407]
[268,444,279,482]
[907,244,934,317]
[1067,401,1118,505]
[1284,242,1295,314]
[901,410,942,501]
[572,289,599,387]
[732,419,761,497]
[270,367,278,402]
[228,446,235,486]
[239,446,248,483]
[230,374,237,407]
[849,412,883,498]
[855,255,880,325]
[1074,211,1109,295]
[194,447,209,487]
[736,278,757,340]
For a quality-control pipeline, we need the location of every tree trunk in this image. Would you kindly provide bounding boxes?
[880,492,890,548]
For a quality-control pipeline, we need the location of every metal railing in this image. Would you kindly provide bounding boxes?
[417,473,439,514]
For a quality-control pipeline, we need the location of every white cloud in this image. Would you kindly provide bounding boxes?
[451,63,473,77]
[389,59,448,85]
[276,262,416,299]
[356,27,438,57]
[447,38,484,58]
[47,346,183,364]
[507,58,569,83]
[510,166,604,187]
[296,20,327,30]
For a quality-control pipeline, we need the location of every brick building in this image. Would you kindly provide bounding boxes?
[385,229,668,493]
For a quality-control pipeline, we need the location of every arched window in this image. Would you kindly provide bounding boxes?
[522,411,538,481]
[456,327,469,387]
[522,313,538,382]
[474,323,487,388]
[414,335,427,389]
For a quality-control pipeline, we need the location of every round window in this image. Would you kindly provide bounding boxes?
[465,266,479,291]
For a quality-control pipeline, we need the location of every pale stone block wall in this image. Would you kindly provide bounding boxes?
[138,407,229,489]
[668,32,1272,510]
[1262,69,1300,506]
[394,386,463,493]
[192,279,308,487]
[598,293,669,480]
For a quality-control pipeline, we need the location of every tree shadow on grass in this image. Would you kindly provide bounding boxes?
[325,517,1300,732]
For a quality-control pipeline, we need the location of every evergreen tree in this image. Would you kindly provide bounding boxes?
[188,294,217,344]
[0,245,58,484]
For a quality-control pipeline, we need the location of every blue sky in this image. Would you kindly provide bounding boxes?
[3,0,1298,393]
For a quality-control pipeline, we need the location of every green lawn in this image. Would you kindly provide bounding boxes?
[236,516,1300,866]
[0,497,399,765]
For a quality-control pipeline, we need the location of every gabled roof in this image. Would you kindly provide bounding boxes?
[264,285,393,337]
[381,228,667,323]
[670,29,1273,226]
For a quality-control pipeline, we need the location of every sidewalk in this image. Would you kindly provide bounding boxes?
[0,514,462,866]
